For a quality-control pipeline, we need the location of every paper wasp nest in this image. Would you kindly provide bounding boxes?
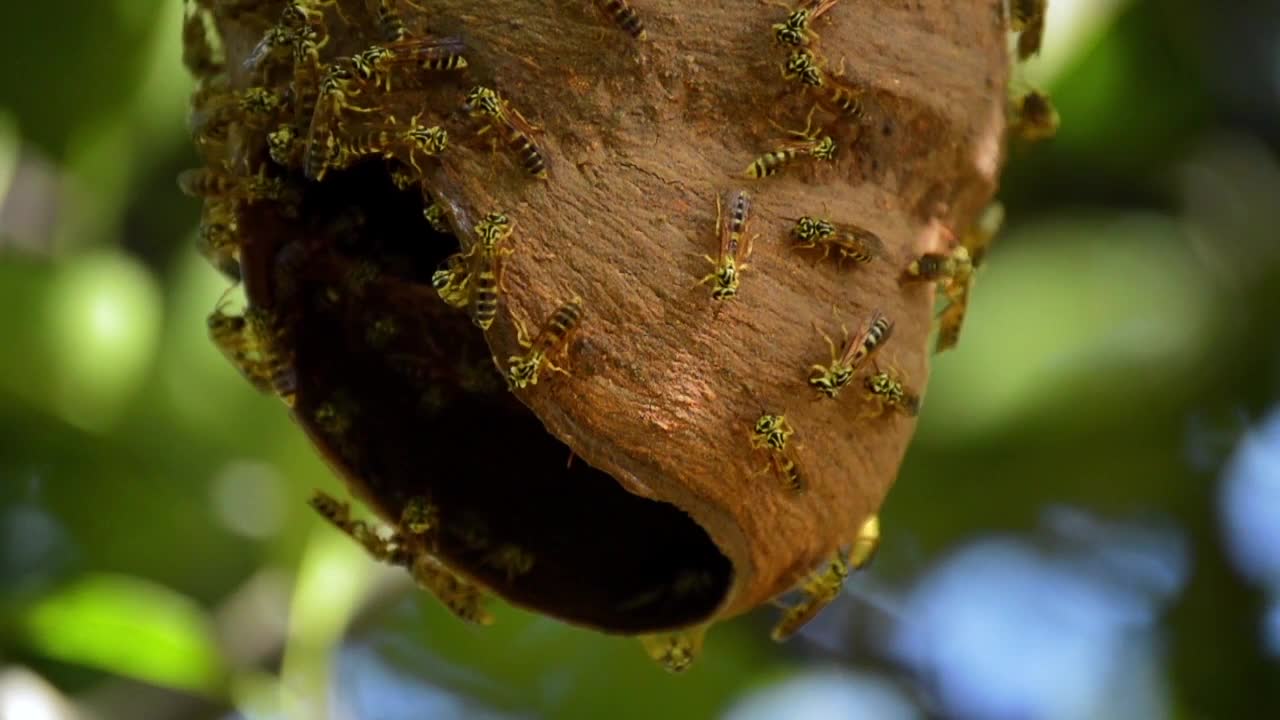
[183,0,1010,652]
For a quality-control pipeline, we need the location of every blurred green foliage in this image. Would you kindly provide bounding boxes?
[2,0,1279,718]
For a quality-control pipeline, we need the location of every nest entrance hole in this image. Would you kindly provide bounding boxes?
[252,161,732,633]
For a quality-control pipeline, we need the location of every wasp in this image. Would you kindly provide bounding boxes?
[243,24,294,78]
[809,311,893,397]
[771,514,878,641]
[1010,0,1047,60]
[1009,89,1059,142]
[592,0,647,40]
[196,201,242,280]
[243,307,299,405]
[207,303,274,394]
[401,115,449,172]
[367,0,409,41]
[767,450,805,494]
[862,363,921,417]
[791,215,884,266]
[697,189,754,300]
[463,86,548,178]
[781,49,825,87]
[350,37,468,92]
[465,211,515,330]
[771,551,850,641]
[430,253,470,309]
[388,163,419,191]
[743,108,837,179]
[484,544,536,582]
[308,490,494,625]
[401,495,439,537]
[207,302,297,404]
[423,202,451,233]
[308,490,399,561]
[507,296,585,389]
[327,115,446,174]
[178,165,288,204]
[190,87,288,144]
[182,1,223,80]
[751,412,795,452]
[305,65,378,179]
[407,554,495,625]
[815,74,866,122]
[267,125,305,168]
[750,414,804,493]
[639,625,708,673]
[904,203,1002,352]
[771,0,839,47]
[849,514,880,569]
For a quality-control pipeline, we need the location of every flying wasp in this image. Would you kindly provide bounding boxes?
[743,108,837,179]
[507,296,585,389]
[771,514,879,642]
[808,311,893,398]
[463,86,548,179]
[1010,0,1047,60]
[698,189,754,300]
[771,0,839,47]
[591,0,646,39]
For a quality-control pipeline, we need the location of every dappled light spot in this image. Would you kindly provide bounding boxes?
[0,667,79,720]
[921,213,1213,443]
[888,531,1182,720]
[210,460,286,540]
[44,252,162,432]
[724,669,920,720]
[333,642,519,720]
[1219,407,1280,588]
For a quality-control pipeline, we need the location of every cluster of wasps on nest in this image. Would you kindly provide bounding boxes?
[683,0,1059,658]
[180,0,1058,674]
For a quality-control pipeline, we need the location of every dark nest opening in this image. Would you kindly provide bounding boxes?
[239,160,732,633]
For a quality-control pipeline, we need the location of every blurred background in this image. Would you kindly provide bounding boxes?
[2,0,1279,718]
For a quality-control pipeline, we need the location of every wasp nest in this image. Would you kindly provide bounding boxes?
[182,0,1024,670]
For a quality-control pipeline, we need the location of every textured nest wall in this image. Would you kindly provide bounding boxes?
[184,0,1010,653]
